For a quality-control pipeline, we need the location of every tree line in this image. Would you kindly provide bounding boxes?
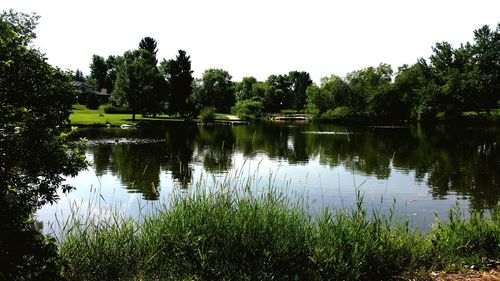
[79,24,499,121]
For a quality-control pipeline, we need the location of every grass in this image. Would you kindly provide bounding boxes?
[68,104,236,126]
[54,174,500,281]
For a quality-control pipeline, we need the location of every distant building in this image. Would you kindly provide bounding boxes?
[71,81,111,104]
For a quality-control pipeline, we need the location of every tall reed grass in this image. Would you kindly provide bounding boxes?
[55,173,500,280]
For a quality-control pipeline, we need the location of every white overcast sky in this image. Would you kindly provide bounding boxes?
[1,0,499,82]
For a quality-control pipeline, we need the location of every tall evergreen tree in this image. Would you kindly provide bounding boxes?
[160,50,195,117]
[139,36,158,65]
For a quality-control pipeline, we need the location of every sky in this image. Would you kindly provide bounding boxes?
[1,0,500,82]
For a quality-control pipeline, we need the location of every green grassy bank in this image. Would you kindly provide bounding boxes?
[68,104,235,126]
[56,182,499,281]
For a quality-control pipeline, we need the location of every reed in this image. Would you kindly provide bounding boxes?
[56,174,500,280]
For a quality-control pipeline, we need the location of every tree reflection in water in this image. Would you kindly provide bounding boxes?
[81,122,499,211]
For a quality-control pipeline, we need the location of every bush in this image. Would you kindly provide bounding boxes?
[103,105,134,114]
[199,107,215,123]
[231,99,263,120]
[320,106,356,121]
[85,93,99,110]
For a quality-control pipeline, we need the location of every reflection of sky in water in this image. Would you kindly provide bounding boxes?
[38,150,472,235]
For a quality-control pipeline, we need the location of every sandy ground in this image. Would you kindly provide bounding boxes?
[398,269,500,281]
[430,270,500,281]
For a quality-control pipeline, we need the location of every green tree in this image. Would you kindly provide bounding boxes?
[195,68,235,112]
[263,74,292,112]
[305,83,334,115]
[430,42,475,117]
[235,76,258,102]
[251,81,267,101]
[139,36,158,65]
[112,49,166,120]
[89,54,108,90]
[160,50,195,117]
[320,75,351,108]
[139,36,158,55]
[288,71,312,110]
[105,55,118,93]
[471,24,500,114]
[1,11,87,280]
[74,69,85,82]
[394,60,440,120]
[346,63,394,115]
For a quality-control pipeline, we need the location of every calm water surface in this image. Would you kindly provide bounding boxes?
[38,122,500,232]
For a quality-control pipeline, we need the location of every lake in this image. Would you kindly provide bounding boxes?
[38,122,500,233]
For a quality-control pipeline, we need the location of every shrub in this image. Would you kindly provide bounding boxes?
[103,105,134,114]
[320,106,356,120]
[85,93,99,110]
[199,107,215,123]
[231,99,263,120]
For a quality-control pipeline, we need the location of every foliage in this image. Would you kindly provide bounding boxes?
[74,69,85,82]
[112,49,166,120]
[139,36,158,56]
[85,92,99,109]
[199,107,215,123]
[89,55,108,90]
[263,74,292,112]
[139,36,158,66]
[288,70,313,110]
[231,99,264,120]
[234,76,257,102]
[103,104,134,114]
[320,106,356,121]
[88,55,118,94]
[160,50,196,118]
[194,68,235,113]
[0,10,87,280]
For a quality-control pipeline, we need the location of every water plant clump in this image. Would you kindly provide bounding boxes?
[55,177,500,281]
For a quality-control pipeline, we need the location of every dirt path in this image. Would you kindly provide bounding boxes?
[226,115,240,121]
[431,270,500,281]
[399,269,500,281]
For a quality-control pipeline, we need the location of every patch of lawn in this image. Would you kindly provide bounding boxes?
[69,104,176,126]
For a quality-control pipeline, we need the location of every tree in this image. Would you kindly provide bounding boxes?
[235,76,257,102]
[305,83,334,114]
[89,54,108,90]
[394,61,437,120]
[471,24,500,114]
[430,42,475,117]
[346,63,394,115]
[105,55,118,93]
[319,75,351,108]
[139,36,158,55]
[288,71,312,110]
[160,50,195,117]
[112,49,166,120]
[262,74,292,112]
[1,10,87,280]
[74,69,85,82]
[195,68,235,112]
[139,36,159,66]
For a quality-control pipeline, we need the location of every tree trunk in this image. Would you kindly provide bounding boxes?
[132,113,136,121]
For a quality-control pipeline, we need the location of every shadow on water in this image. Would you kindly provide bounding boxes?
[77,122,500,212]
